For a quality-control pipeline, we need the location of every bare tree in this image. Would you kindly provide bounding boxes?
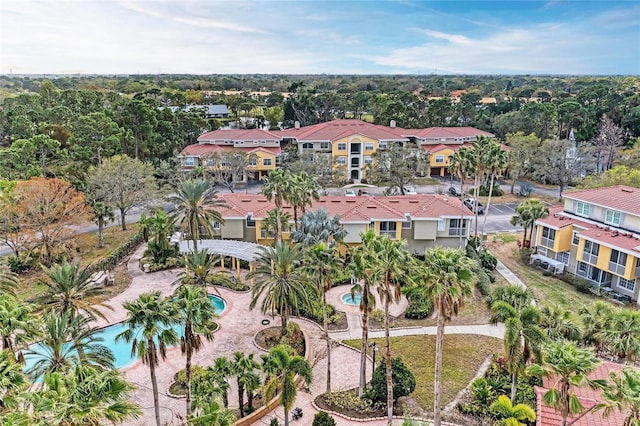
[589,115,624,172]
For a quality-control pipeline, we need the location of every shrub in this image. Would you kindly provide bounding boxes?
[312,411,336,426]
[269,418,280,426]
[279,321,305,356]
[147,257,182,272]
[366,357,416,404]
[370,309,385,324]
[87,231,144,274]
[295,291,338,325]
[479,250,497,271]
[572,277,592,294]
[173,365,207,389]
[324,390,375,414]
[403,286,433,319]
[207,274,250,291]
[6,253,34,273]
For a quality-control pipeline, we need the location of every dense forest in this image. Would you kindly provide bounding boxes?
[0,74,638,189]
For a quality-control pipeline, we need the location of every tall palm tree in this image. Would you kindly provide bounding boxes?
[481,141,508,235]
[470,137,490,238]
[174,285,218,418]
[364,232,412,424]
[510,199,549,247]
[26,311,114,380]
[527,341,606,426]
[262,208,291,241]
[289,172,320,229]
[38,260,111,320]
[448,147,473,248]
[263,345,313,426]
[167,178,226,251]
[597,309,640,361]
[0,295,40,363]
[594,367,640,426]
[116,291,179,426]
[349,232,381,398]
[0,270,18,298]
[231,351,260,418]
[418,247,475,426]
[302,243,342,393]
[32,365,141,426]
[579,301,615,355]
[490,300,547,402]
[211,357,232,408]
[489,395,536,426]
[291,208,347,247]
[248,242,314,332]
[261,168,293,244]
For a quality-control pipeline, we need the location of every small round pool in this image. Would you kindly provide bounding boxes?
[341,292,361,305]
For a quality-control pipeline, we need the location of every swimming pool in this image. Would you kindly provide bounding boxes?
[341,292,361,305]
[25,294,226,373]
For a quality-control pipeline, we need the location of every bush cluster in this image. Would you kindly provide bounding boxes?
[468,184,504,197]
[295,291,340,325]
[366,357,416,404]
[87,231,144,274]
[312,411,336,426]
[147,257,182,272]
[465,245,494,296]
[403,285,433,319]
[279,321,305,356]
[207,274,250,291]
[323,390,376,414]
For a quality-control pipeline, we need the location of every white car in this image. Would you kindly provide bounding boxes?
[403,186,418,195]
[345,189,357,197]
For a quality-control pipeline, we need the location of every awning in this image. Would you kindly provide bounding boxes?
[178,239,265,262]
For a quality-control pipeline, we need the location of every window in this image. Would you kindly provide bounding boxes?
[253,140,259,144]
[605,210,621,226]
[582,240,599,264]
[379,142,387,150]
[437,218,445,231]
[336,156,346,165]
[364,156,373,165]
[260,140,266,144]
[449,218,466,236]
[183,157,195,167]
[572,231,580,246]
[577,261,588,275]
[618,277,636,292]
[576,201,590,217]
[302,142,313,150]
[556,251,570,265]
[365,143,374,151]
[236,141,244,145]
[402,219,411,229]
[337,143,346,151]
[248,157,257,166]
[540,227,556,248]
[246,215,255,228]
[263,158,272,166]
[435,155,445,163]
[537,246,548,256]
[320,142,329,150]
[379,221,397,237]
[609,249,628,275]
[205,158,214,166]
[213,221,221,230]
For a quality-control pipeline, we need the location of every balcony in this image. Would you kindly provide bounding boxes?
[540,236,555,248]
[351,158,360,167]
[350,144,361,155]
[609,261,626,276]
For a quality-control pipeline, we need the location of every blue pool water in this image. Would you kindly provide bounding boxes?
[341,292,361,305]
[25,295,226,373]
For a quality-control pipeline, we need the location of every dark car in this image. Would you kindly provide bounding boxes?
[463,198,484,214]
[448,186,463,197]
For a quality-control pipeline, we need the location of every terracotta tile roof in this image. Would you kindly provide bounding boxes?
[536,206,592,229]
[536,362,629,426]
[197,128,282,142]
[214,194,473,221]
[579,227,640,253]
[276,119,410,142]
[421,142,475,153]
[564,186,640,217]
[179,144,280,157]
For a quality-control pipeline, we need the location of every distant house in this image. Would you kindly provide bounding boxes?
[169,104,230,119]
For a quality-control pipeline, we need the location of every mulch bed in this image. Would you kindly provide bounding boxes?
[314,389,390,420]
[328,311,348,331]
[255,326,283,350]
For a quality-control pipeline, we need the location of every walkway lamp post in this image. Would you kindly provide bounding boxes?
[368,342,378,376]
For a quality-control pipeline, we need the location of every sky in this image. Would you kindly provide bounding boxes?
[0,0,639,75]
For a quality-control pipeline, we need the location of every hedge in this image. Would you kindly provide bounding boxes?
[87,231,144,274]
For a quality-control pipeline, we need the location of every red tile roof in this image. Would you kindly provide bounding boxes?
[276,119,410,142]
[215,194,473,221]
[421,142,475,154]
[180,144,281,156]
[564,186,640,217]
[536,362,629,426]
[536,206,592,230]
[197,128,282,142]
[579,227,640,253]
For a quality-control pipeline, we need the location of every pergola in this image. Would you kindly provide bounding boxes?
[178,239,265,283]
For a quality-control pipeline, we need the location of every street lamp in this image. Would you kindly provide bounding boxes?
[368,342,378,377]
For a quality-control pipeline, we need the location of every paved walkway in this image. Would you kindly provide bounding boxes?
[91,246,519,426]
[495,260,527,290]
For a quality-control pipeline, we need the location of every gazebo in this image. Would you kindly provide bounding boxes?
[178,239,265,283]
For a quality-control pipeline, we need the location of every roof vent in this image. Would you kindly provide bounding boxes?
[389,200,399,204]
[367,206,377,209]
[622,188,634,193]
[258,200,267,203]
[409,200,419,204]
[241,199,251,203]
[346,200,356,203]
[331,200,341,203]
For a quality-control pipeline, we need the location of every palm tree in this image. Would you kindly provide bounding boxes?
[33,365,141,426]
[579,301,615,355]
[510,199,549,247]
[211,357,232,408]
[168,178,226,251]
[263,345,313,426]
[527,341,606,426]
[248,242,314,332]
[303,243,343,393]
[594,367,640,426]
[189,400,236,426]
[597,309,640,361]
[489,395,536,426]
[0,270,18,298]
[261,168,293,244]
[289,172,320,229]
[349,232,380,398]
[364,232,412,424]
[448,147,473,248]
[26,311,114,380]
[140,210,176,264]
[470,137,490,238]
[38,260,111,320]
[490,300,547,402]
[539,305,582,342]
[174,285,218,418]
[419,247,475,426]
[232,351,260,418]
[262,208,291,241]
[481,141,508,235]
[180,248,224,288]
[0,295,40,363]
[486,283,532,311]
[116,291,179,426]
[0,349,28,411]
[90,201,115,248]
[291,208,347,247]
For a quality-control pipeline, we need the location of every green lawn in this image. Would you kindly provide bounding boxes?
[344,334,502,410]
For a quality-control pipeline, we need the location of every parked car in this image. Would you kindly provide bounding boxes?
[448,186,463,197]
[463,198,484,214]
[403,186,418,195]
[345,189,356,197]
[357,189,369,196]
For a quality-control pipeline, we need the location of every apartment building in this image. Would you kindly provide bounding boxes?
[533,185,640,303]
[209,193,474,254]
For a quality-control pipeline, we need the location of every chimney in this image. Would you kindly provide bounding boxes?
[294,121,300,129]
[390,120,396,128]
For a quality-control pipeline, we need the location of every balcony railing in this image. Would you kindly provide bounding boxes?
[609,261,626,276]
[583,251,599,265]
[540,236,555,248]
